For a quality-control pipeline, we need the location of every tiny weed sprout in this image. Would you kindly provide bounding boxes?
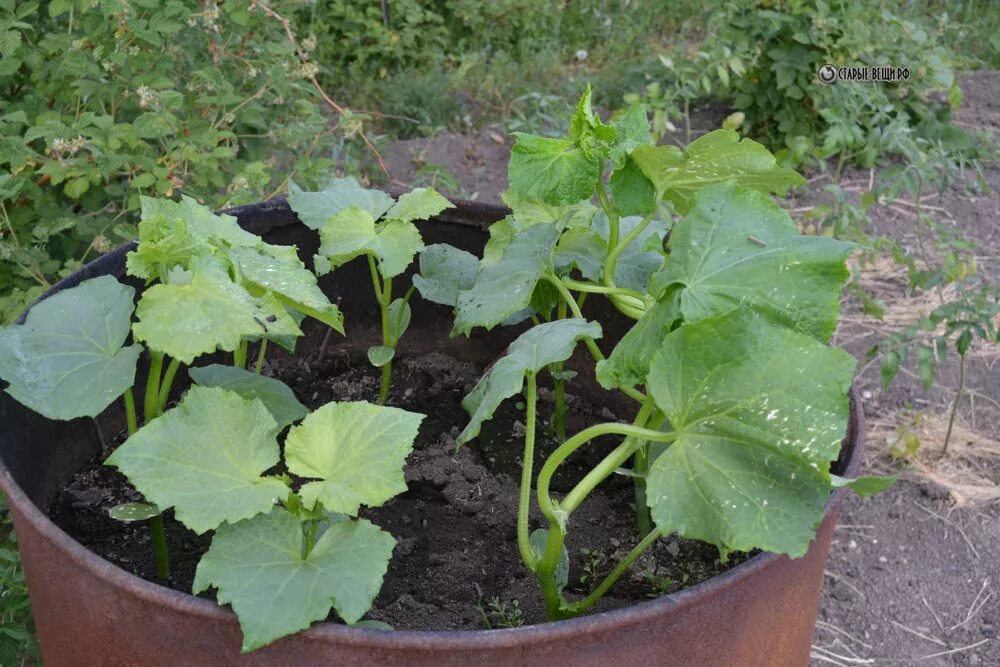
[427,86,895,619]
[0,196,423,651]
[287,177,453,403]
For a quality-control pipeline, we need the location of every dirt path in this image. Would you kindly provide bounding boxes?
[381,71,1000,665]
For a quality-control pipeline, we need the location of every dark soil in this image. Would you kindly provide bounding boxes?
[48,351,749,631]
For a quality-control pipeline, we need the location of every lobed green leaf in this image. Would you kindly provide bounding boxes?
[188,364,308,429]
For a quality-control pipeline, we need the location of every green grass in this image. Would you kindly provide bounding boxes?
[0,498,37,666]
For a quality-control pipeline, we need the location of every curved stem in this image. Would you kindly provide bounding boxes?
[233,340,248,369]
[552,300,568,442]
[561,277,644,300]
[634,444,652,537]
[603,209,658,290]
[379,275,393,404]
[157,358,181,413]
[537,420,670,526]
[518,373,539,570]
[144,350,163,424]
[596,177,619,249]
[567,528,662,616]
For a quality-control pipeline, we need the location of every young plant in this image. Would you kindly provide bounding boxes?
[287,177,453,403]
[0,196,420,650]
[428,87,893,619]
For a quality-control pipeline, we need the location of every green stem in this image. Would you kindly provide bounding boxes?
[254,339,268,374]
[123,387,137,436]
[603,209,658,290]
[633,444,652,537]
[157,358,180,413]
[943,352,966,455]
[144,350,163,424]
[566,528,662,616]
[537,523,569,619]
[596,176,619,249]
[561,277,645,300]
[552,300,568,442]
[233,340,248,369]
[537,411,667,527]
[518,373,539,570]
[369,255,393,405]
[149,515,170,580]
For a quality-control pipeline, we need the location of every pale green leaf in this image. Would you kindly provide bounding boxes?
[645,309,856,557]
[610,156,657,216]
[132,258,295,364]
[287,178,394,230]
[367,345,395,367]
[388,298,410,342]
[189,364,308,429]
[507,133,602,206]
[285,401,423,514]
[316,207,424,278]
[650,183,854,341]
[106,386,288,534]
[0,276,141,420]
[453,223,560,335]
[553,227,607,281]
[831,474,896,497]
[383,187,454,223]
[194,509,394,651]
[529,529,569,591]
[608,103,652,167]
[595,297,680,391]
[229,246,344,333]
[458,319,602,444]
[108,502,160,523]
[632,129,805,213]
[412,244,479,307]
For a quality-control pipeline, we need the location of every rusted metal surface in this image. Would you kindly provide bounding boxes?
[0,199,864,666]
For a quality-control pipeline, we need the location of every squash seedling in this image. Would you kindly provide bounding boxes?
[0,196,423,651]
[287,177,454,403]
[422,87,894,619]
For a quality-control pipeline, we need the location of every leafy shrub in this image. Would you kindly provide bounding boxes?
[0,0,337,321]
[713,0,963,165]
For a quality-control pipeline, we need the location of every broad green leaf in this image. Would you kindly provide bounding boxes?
[529,529,569,591]
[0,276,141,420]
[595,297,680,391]
[831,474,896,497]
[189,364,307,429]
[568,85,616,148]
[287,178,395,230]
[132,258,297,364]
[610,156,657,217]
[108,502,160,523]
[316,207,424,278]
[608,103,652,167]
[507,133,602,206]
[593,214,668,292]
[458,319,602,444]
[501,191,599,230]
[645,309,856,557]
[106,386,288,534]
[285,401,423,514]
[367,345,395,367]
[194,509,394,652]
[553,227,607,281]
[383,187,453,223]
[453,224,560,335]
[632,129,805,213]
[229,245,344,333]
[127,196,258,281]
[412,244,479,307]
[650,183,854,341]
